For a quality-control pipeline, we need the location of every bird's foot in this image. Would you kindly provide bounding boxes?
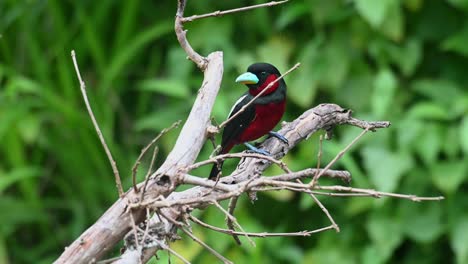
[244,143,270,156]
[268,131,289,145]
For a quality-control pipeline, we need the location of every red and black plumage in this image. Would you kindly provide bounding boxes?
[209,63,287,180]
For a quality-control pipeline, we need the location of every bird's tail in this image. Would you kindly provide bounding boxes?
[208,143,234,180]
[208,160,225,180]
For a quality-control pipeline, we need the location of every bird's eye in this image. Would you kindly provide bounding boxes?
[261,71,267,76]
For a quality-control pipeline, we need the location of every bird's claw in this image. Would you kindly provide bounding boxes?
[244,143,270,156]
[268,131,289,145]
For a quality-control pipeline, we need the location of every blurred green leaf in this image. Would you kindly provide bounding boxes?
[451,215,468,264]
[366,211,403,262]
[431,160,467,194]
[0,167,41,194]
[371,68,397,118]
[137,79,190,98]
[258,37,294,75]
[362,146,413,192]
[362,245,385,264]
[412,79,462,107]
[380,1,404,41]
[442,22,468,57]
[403,204,444,243]
[407,102,450,120]
[414,123,442,165]
[461,116,468,154]
[354,0,394,28]
[276,2,309,29]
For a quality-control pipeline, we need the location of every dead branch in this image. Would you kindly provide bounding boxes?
[181,1,289,23]
[71,50,124,197]
[56,52,223,264]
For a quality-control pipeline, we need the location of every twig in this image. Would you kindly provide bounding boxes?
[310,128,370,188]
[158,210,232,264]
[181,227,233,264]
[140,229,191,264]
[212,200,255,247]
[71,50,124,197]
[317,185,445,201]
[226,197,241,245]
[140,146,159,200]
[269,168,351,183]
[175,0,207,69]
[128,211,142,264]
[218,62,301,130]
[314,135,323,178]
[189,215,334,237]
[181,1,289,23]
[185,152,290,173]
[132,120,180,193]
[307,192,339,232]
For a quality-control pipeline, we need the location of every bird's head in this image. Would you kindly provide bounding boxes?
[235,63,285,96]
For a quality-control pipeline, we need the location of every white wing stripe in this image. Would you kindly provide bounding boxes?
[227,94,248,118]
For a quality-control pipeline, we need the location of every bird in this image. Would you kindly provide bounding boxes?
[209,62,288,180]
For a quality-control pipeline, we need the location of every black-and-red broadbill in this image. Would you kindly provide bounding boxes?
[209,63,288,180]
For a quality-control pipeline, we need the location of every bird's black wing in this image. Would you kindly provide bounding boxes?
[220,93,256,152]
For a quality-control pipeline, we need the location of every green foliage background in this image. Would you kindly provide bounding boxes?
[1,0,467,263]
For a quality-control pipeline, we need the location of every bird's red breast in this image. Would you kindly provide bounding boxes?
[237,100,286,143]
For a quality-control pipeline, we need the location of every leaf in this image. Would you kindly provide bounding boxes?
[380,1,404,41]
[451,215,468,264]
[137,78,190,98]
[362,245,385,264]
[257,37,294,75]
[447,0,468,10]
[402,204,444,243]
[461,116,468,154]
[362,146,413,192]
[407,102,450,121]
[288,40,320,107]
[354,0,394,28]
[0,167,41,194]
[431,160,467,194]
[412,79,462,107]
[275,2,309,29]
[366,211,404,262]
[414,123,442,165]
[443,26,468,57]
[371,68,397,118]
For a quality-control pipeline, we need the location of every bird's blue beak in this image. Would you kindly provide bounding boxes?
[235,72,259,85]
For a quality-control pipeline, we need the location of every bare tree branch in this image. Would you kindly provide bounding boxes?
[175,0,207,69]
[55,52,224,264]
[132,120,181,193]
[181,0,289,23]
[71,50,124,198]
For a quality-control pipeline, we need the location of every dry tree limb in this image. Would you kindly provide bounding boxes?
[181,0,289,23]
[212,200,255,247]
[189,215,336,238]
[140,146,159,201]
[55,53,223,264]
[71,50,124,198]
[227,196,242,245]
[132,120,181,193]
[310,127,370,187]
[159,210,233,264]
[317,185,444,201]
